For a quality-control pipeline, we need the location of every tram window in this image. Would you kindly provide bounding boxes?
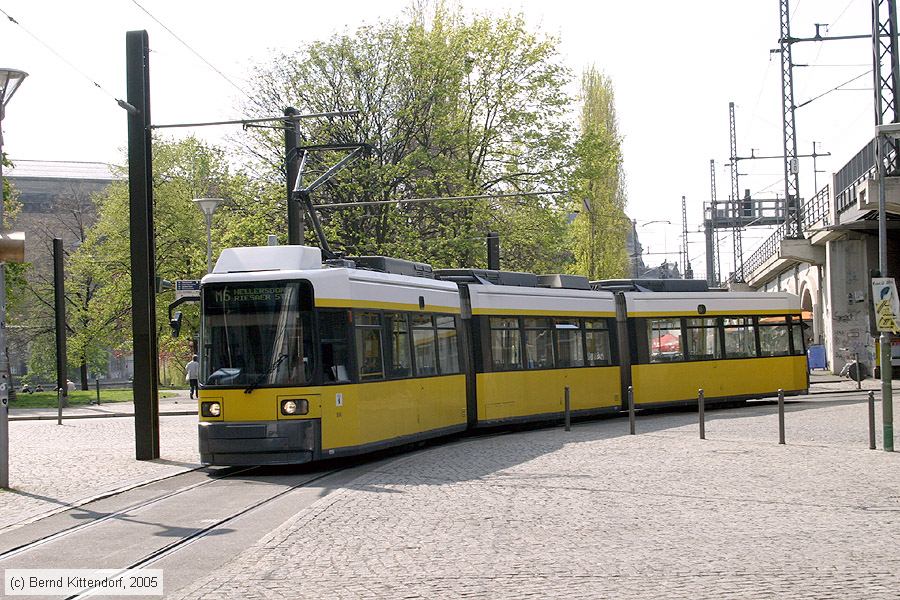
[386,313,411,378]
[723,317,757,358]
[648,319,683,363]
[436,314,461,374]
[490,316,522,370]
[790,316,806,356]
[555,318,584,368]
[686,318,722,361]
[319,310,351,383]
[759,316,791,357]
[355,312,385,381]
[523,317,554,369]
[412,313,438,376]
[583,319,610,366]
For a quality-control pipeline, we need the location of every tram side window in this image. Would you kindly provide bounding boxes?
[584,319,611,366]
[355,312,385,381]
[412,314,438,376]
[790,316,806,356]
[723,317,757,358]
[319,310,351,383]
[686,318,722,360]
[523,317,554,368]
[555,318,584,368]
[759,316,791,357]
[436,314,461,374]
[490,317,522,370]
[386,312,412,378]
[648,319,683,363]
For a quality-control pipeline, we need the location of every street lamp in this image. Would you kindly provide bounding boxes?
[0,68,27,490]
[631,219,671,279]
[192,197,221,273]
[874,122,900,452]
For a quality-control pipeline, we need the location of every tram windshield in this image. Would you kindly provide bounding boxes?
[201,281,313,387]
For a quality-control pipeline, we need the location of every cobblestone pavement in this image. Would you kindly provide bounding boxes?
[173,394,900,599]
[0,415,200,530]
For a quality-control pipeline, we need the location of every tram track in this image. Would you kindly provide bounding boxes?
[0,461,356,599]
[0,465,261,562]
[61,467,346,599]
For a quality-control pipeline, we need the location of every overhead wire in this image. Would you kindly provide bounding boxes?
[0,6,120,102]
[796,69,871,109]
[130,0,253,102]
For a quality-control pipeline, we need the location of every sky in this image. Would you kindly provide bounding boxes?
[0,0,879,278]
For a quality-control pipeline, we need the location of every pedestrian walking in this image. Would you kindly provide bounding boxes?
[186,355,201,399]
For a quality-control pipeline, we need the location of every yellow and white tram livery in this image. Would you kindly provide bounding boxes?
[624,291,808,406]
[197,244,809,466]
[198,246,467,465]
[443,271,621,424]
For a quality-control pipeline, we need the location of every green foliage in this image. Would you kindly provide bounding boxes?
[66,136,261,382]
[568,67,629,280]
[242,4,575,272]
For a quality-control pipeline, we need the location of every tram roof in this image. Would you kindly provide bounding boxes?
[624,291,801,317]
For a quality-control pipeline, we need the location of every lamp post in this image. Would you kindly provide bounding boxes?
[631,219,671,279]
[0,68,27,489]
[192,198,221,273]
[874,122,900,452]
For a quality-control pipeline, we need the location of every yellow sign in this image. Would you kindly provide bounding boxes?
[878,314,900,334]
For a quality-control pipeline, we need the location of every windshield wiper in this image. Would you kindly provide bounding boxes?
[244,353,288,394]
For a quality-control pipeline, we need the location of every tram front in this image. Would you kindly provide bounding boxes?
[198,276,321,465]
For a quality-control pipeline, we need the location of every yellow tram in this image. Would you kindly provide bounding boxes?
[198,246,467,465]
[623,291,808,406]
[197,245,808,465]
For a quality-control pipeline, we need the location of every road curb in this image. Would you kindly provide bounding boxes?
[9,410,197,422]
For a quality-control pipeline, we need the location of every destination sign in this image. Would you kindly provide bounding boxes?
[210,286,287,304]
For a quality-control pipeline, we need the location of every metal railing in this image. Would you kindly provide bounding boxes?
[728,136,897,282]
[732,183,830,282]
[739,220,788,280]
[835,138,878,214]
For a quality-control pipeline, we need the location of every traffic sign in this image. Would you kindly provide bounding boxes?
[873,277,900,333]
[175,279,201,300]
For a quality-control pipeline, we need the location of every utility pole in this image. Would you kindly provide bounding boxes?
[126,30,160,460]
[284,107,304,245]
[631,219,640,279]
[711,160,721,284]
[872,0,900,453]
[682,195,692,279]
[729,102,744,282]
[778,0,802,238]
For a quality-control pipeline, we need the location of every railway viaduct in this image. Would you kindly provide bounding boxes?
[726,142,900,376]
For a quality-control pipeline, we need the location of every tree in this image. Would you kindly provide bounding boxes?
[568,67,629,280]
[240,3,574,272]
[66,136,265,385]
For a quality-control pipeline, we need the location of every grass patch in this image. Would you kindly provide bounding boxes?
[9,389,175,409]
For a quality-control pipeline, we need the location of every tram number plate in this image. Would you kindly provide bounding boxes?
[336,393,343,407]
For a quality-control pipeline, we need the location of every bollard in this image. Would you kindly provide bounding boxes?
[778,388,785,445]
[57,388,62,426]
[698,388,706,440]
[628,385,635,435]
[869,390,877,450]
[564,386,571,432]
[856,352,861,390]
[95,378,101,406]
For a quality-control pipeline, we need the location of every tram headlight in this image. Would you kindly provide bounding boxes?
[201,401,221,417]
[281,399,309,416]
